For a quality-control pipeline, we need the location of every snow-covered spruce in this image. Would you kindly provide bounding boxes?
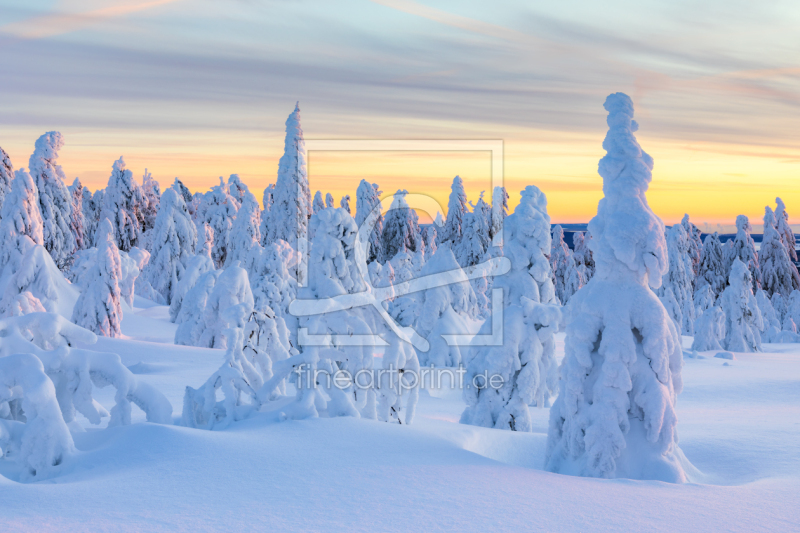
[312,191,324,214]
[0,169,44,276]
[545,93,685,482]
[169,223,215,323]
[225,192,261,268]
[760,206,794,298]
[99,156,145,252]
[173,270,220,344]
[454,193,491,268]
[381,190,421,263]
[438,175,468,247]
[774,197,800,289]
[325,192,334,209]
[67,178,86,251]
[226,174,247,208]
[245,240,299,323]
[681,214,703,281]
[695,232,727,303]
[0,145,13,213]
[84,188,104,247]
[195,177,238,269]
[263,103,312,258]
[726,214,761,292]
[258,183,275,247]
[490,186,508,243]
[550,224,582,305]
[572,231,595,283]
[71,219,123,338]
[140,187,196,304]
[657,223,694,335]
[755,288,785,343]
[340,194,351,214]
[0,312,172,478]
[718,259,763,352]
[29,132,77,270]
[691,306,726,351]
[355,180,384,263]
[140,169,161,235]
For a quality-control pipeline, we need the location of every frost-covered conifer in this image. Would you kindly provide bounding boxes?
[325,192,334,209]
[193,264,254,348]
[226,174,247,207]
[355,180,384,263]
[141,187,197,304]
[263,103,312,256]
[546,94,685,482]
[196,177,238,269]
[719,259,762,352]
[692,306,725,351]
[774,198,800,290]
[783,290,800,332]
[262,183,274,213]
[340,194,351,213]
[490,186,508,242]
[312,191,324,214]
[760,206,794,298]
[572,231,595,282]
[67,178,86,250]
[29,132,76,269]
[423,226,437,257]
[169,223,214,322]
[453,196,490,268]
[756,288,782,342]
[0,145,13,213]
[0,169,44,276]
[726,215,761,291]
[225,192,261,268]
[658,223,694,335]
[84,189,104,246]
[550,225,582,305]
[246,240,298,322]
[141,169,161,233]
[681,214,702,280]
[695,232,726,303]
[71,219,123,337]
[173,178,193,212]
[438,175,468,246]
[258,183,275,247]
[381,190,421,263]
[100,157,144,252]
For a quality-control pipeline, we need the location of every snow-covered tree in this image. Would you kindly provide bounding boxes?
[381,190,421,263]
[719,258,762,352]
[0,169,44,276]
[726,215,761,292]
[692,305,725,352]
[490,185,508,243]
[658,223,694,335]
[173,178,193,212]
[760,206,794,298]
[196,177,238,269]
[325,192,334,209]
[226,174,247,207]
[83,189,104,247]
[438,175,468,246]
[169,223,214,322]
[258,183,275,247]
[67,178,86,250]
[355,180,384,264]
[695,232,726,303]
[225,192,261,268]
[29,132,76,269]
[756,288,783,342]
[140,169,161,233]
[681,214,702,281]
[246,240,298,323]
[453,196,491,268]
[550,225,582,305]
[312,191,324,214]
[140,187,197,305]
[71,219,123,338]
[263,103,312,257]
[423,225,437,257]
[572,231,595,283]
[340,194,351,213]
[0,145,13,213]
[546,93,685,482]
[174,270,221,345]
[99,157,144,252]
[774,198,800,291]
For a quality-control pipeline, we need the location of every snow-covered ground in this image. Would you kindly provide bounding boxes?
[1,302,798,532]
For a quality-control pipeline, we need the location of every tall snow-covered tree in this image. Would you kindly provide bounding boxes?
[259,183,275,247]
[225,192,261,268]
[141,169,161,233]
[760,206,794,298]
[29,132,76,269]
[226,174,247,207]
[0,145,14,213]
[84,189,104,247]
[71,219,123,338]
[381,190,421,263]
[438,175,468,246]
[726,214,761,292]
[325,192,334,209]
[141,187,197,305]
[263,103,312,256]
[546,93,685,482]
[340,194,351,213]
[355,180,384,264]
[774,197,800,290]
[695,232,726,303]
[550,224,582,305]
[681,214,702,281]
[196,177,238,269]
[173,177,193,211]
[67,178,86,251]
[719,259,763,352]
[572,231,595,282]
[100,156,144,252]
[169,223,214,323]
[0,169,44,275]
[658,223,694,335]
[490,185,508,243]
[453,196,491,268]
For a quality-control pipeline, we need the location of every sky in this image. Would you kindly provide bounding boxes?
[1,0,799,230]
